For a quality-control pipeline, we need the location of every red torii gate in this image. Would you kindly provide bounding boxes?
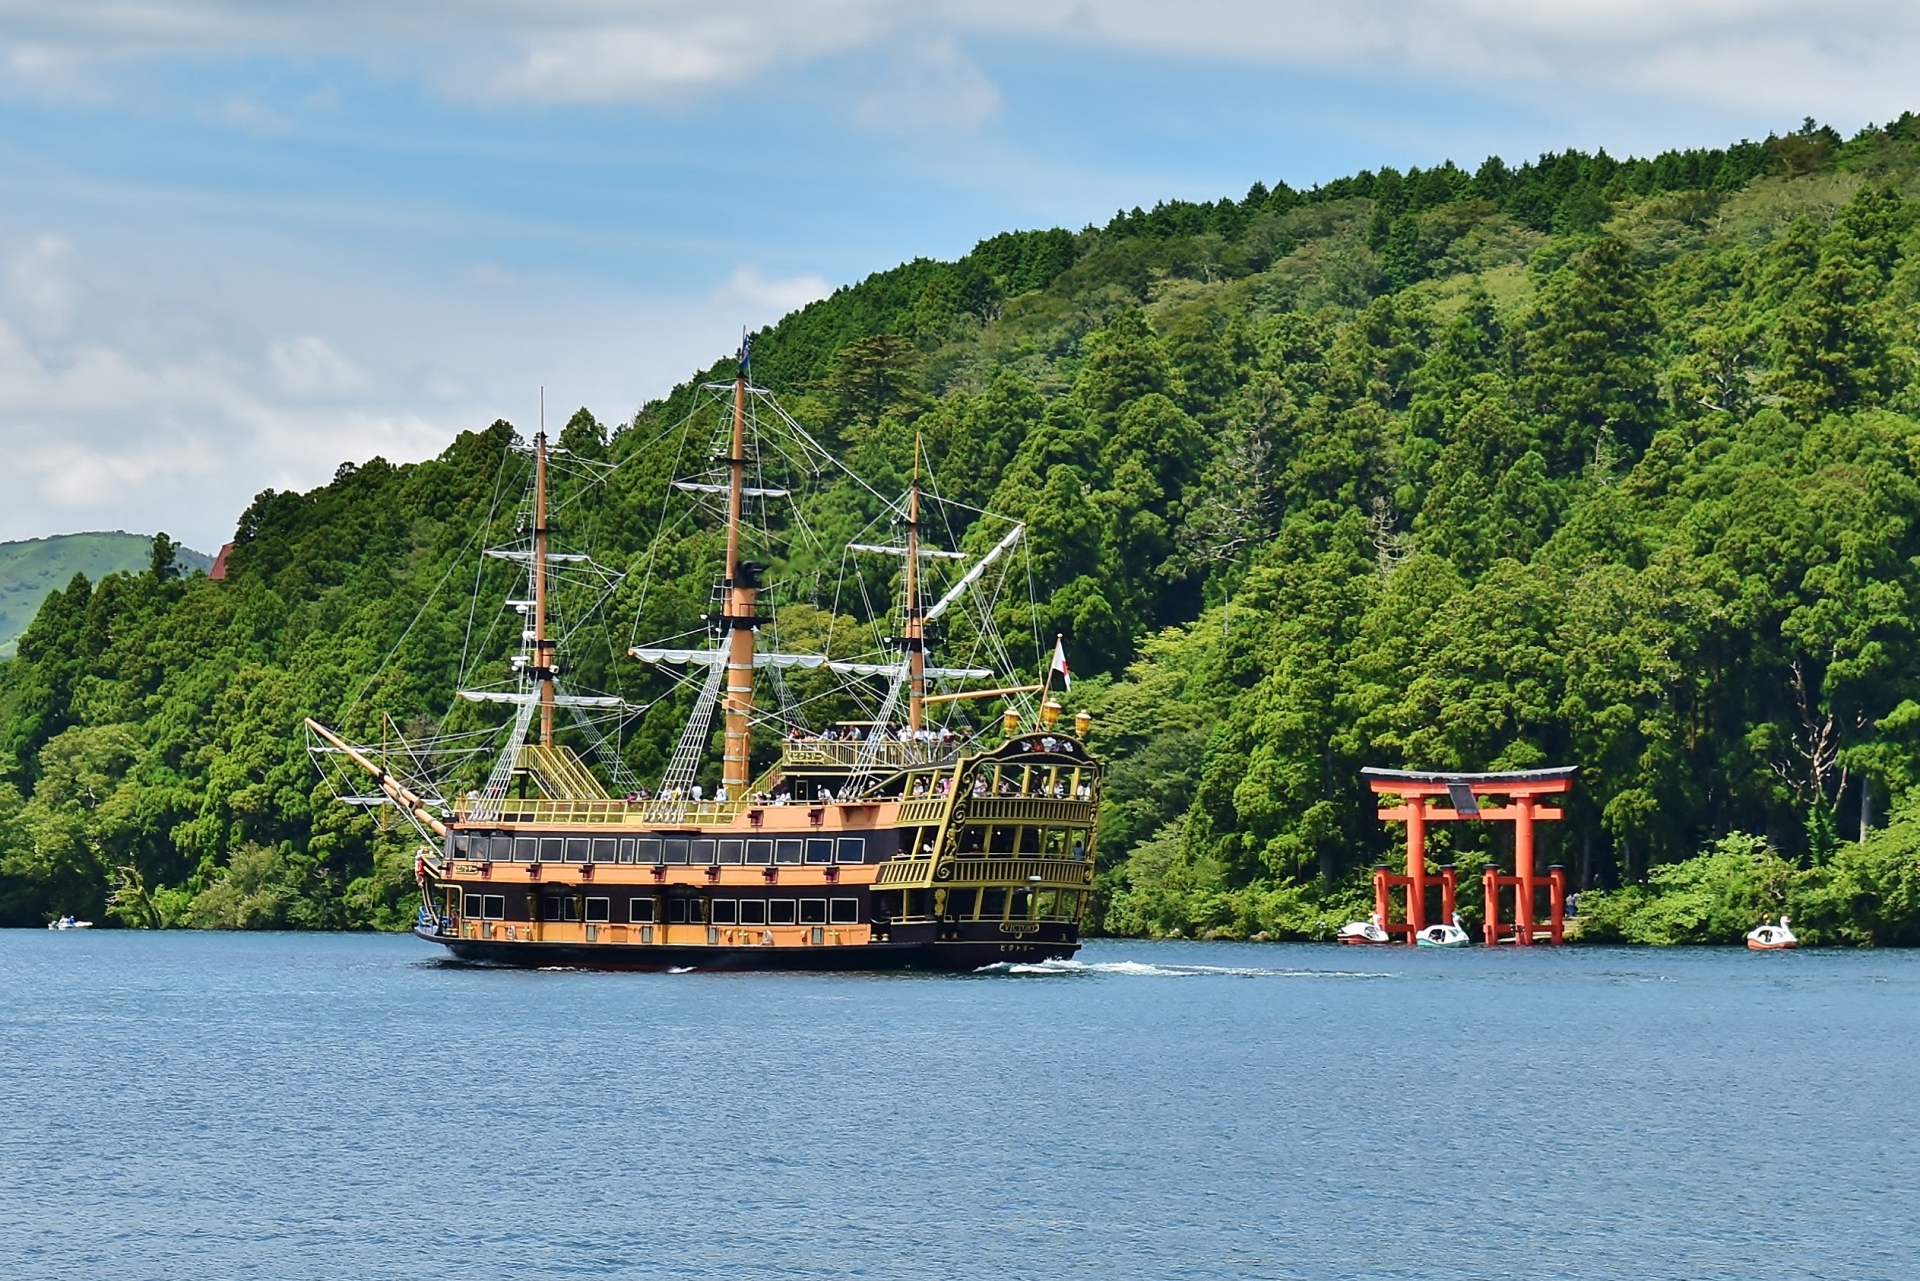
[1361,766,1577,946]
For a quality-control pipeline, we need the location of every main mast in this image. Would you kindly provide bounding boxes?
[905,435,926,733]
[720,337,757,794]
[533,425,555,746]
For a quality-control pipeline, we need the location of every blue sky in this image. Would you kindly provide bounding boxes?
[2,1,1916,551]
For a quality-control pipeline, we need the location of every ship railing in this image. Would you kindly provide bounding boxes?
[959,797,1095,825]
[875,857,1093,887]
[894,798,950,824]
[450,796,752,826]
[780,740,963,769]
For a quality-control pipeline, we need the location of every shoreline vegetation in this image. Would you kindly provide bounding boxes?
[9,117,1920,945]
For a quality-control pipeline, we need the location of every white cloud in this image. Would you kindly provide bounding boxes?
[5,234,74,335]
[858,37,1002,131]
[208,92,291,134]
[0,213,840,548]
[0,1,1914,118]
[717,264,832,313]
[269,335,365,397]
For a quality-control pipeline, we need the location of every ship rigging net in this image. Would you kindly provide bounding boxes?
[306,359,1047,825]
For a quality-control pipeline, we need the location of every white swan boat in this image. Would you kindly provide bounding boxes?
[1746,915,1797,951]
[47,915,93,930]
[1337,918,1390,945]
[1416,922,1471,948]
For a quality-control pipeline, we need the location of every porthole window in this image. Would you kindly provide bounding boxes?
[711,900,738,925]
[618,839,635,864]
[805,839,833,865]
[746,840,773,865]
[774,839,803,864]
[799,899,827,924]
[768,900,797,925]
[584,897,610,923]
[718,840,744,864]
[483,895,505,920]
[664,839,689,864]
[693,839,717,865]
[739,900,767,925]
[835,837,865,864]
[591,839,616,864]
[829,898,859,924]
[638,839,662,864]
[463,893,482,918]
[516,838,538,862]
[629,898,656,924]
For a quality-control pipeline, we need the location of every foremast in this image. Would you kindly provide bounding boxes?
[721,337,757,795]
[904,436,926,733]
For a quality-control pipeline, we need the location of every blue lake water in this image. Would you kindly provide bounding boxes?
[3,932,1917,1280]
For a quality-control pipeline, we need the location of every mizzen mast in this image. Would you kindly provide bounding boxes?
[720,336,758,795]
[532,423,557,746]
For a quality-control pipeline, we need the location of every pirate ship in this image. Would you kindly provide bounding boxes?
[308,340,1101,970]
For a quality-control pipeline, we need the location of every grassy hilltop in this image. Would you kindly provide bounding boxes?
[7,116,1920,941]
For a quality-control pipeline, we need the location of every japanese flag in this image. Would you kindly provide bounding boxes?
[1050,636,1071,690]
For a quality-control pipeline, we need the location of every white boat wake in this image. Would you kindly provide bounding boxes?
[976,958,1393,979]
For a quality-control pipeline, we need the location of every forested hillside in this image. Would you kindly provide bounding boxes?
[0,533,210,658]
[8,116,1920,941]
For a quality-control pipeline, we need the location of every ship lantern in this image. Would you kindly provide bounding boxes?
[1040,699,1063,728]
[1002,708,1021,735]
[1074,709,1092,738]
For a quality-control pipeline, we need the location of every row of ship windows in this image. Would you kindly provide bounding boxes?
[451,835,868,866]
[880,887,1084,921]
[461,894,861,926]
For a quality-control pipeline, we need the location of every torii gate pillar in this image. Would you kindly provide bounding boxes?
[1362,767,1576,946]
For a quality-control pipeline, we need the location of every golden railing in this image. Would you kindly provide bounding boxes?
[875,857,1093,888]
[945,858,1093,887]
[962,797,1094,825]
[451,797,752,825]
[895,798,950,824]
[780,741,962,769]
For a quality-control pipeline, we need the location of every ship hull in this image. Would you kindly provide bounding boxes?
[416,927,1077,972]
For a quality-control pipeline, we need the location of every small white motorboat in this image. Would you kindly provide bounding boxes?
[47,915,94,931]
[1337,918,1391,945]
[1746,915,1798,951]
[1416,922,1471,948]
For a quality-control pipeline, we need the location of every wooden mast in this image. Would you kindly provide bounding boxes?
[533,417,555,746]
[905,434,926,733]
[720,338,757,795]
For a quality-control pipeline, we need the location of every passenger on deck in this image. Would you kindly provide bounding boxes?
[716,785,729,803]
[972,777,987,797]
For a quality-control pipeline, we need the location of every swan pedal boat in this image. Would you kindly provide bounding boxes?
[1415,923,1471,948]
[1746,916,1798,951]
[1337,920,1391,945]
